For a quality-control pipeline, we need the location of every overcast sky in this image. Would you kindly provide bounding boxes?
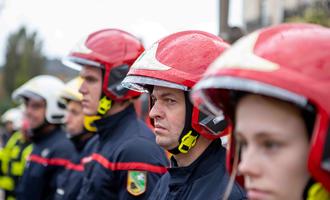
[0,0,242,66]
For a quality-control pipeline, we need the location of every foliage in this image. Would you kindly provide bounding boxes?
[2,26,45,97]
[285,0,330,27]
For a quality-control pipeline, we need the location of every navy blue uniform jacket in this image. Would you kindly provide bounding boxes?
[16,127,76,200]
[77,105,169,200]
[148,139,247,200]
[54,134,98,200]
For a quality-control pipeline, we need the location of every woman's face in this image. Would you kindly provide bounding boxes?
[235,94,310,200]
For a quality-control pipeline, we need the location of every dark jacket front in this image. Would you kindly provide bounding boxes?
[77,105,169,200]
[16,127,76,200]
[54,134,98,200]
[148,139,246,200]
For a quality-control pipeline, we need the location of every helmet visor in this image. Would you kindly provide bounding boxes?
[191,76,308,117]
[13,90,44,102]
[62,56,104,71]
[122,75,189,93]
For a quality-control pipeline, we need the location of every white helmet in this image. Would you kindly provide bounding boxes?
[1,106,24,130]
[12,75,66,124]
[60,76,83,102]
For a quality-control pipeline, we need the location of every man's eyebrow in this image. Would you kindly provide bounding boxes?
[160,92,176,98]
[151,92,176,99]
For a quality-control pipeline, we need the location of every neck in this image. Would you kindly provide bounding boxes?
[173,136,212,167]
[70,132,93,151]
[31,123,57,140]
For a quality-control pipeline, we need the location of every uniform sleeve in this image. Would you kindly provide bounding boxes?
[48,139,77,195]
[16,149,47,200]
[146,174,167,200]
[17,138,76,200]
[115,137,168,200]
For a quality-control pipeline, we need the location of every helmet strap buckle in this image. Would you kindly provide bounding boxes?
[97,96,112,115]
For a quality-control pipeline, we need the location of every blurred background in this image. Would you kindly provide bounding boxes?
[0,0,329,115]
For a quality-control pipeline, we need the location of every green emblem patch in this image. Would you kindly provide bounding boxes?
[127,171,147,196]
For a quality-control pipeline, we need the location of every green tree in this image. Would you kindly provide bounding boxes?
[2,26,45,97]
[285,0,330,27]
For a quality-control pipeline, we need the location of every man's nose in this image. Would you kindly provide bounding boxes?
[149,101,164,120]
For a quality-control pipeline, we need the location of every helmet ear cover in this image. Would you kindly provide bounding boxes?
[102,63,140,101]
[104,64,130,98]
[197,110,228,135]
[323,126,330,172]
[96,64,135,117]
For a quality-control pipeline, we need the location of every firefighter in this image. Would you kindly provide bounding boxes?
[62,28,168,200]
[12,75,76,200]
[191,23,330,200]
[122,30,246,199]
[0,107,32,200]
[1,107,24,146]
[54,76,98,200]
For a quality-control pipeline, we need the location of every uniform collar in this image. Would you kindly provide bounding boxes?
[69,131,93,152]
[168,139,225,185]
[94,104,135,138]
[32,126,62,144]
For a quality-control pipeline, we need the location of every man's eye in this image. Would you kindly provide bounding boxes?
[85,77,97,83]
[166,99,176,104]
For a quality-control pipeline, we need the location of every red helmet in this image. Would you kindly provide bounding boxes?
[192,23,330,191]
[122,30,230,142]
[63,29,144,101]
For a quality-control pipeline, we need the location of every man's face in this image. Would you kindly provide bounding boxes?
[65,100,84,136]
[149,86,186,150]
[24,98,46,129]
[79,66,103,116]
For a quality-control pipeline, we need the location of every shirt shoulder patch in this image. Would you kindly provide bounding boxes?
[127,170,147,196]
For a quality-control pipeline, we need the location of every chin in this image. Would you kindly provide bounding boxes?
[83,108,96,116]
[155,138,167,149]
[70,132,81,137]
[157,141,175,151]
[30,124,42,130]
[155,138,163,146]
[67,129,75,134]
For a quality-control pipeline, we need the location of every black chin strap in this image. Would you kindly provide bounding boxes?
[169,92,200,155]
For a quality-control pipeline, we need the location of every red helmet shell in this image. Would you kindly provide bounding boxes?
[69,29,145,101]
[193,23,330,191]
[123,30,230,139]
[126,30,229,88]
